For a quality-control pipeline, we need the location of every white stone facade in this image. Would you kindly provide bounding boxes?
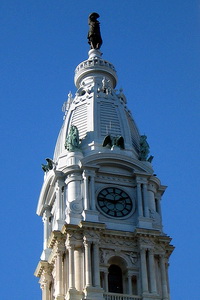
[35,48,174,300]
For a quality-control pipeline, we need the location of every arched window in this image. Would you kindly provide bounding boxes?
[108,264,123,294]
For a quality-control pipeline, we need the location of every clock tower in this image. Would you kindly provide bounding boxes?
[35,13,174,300]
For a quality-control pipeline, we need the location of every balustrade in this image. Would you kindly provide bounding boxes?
[103,292,141,300]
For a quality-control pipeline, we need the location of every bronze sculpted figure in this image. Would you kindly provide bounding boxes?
[103,135,125,150]
[41,158,54,172]
[139,135,150,161]
[87,12,102,50]
[65,125,80,152]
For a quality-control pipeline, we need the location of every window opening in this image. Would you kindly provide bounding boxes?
[108,264,123,294]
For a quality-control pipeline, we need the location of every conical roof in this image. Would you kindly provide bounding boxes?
[53,49,141,165]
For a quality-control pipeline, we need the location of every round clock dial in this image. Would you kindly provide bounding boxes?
[97,187,132,218]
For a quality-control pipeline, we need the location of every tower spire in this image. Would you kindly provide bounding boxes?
[35,13,174,300]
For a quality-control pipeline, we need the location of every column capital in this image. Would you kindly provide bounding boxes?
[83,169,90,178]
[39,262,52,289]
[56,243,65,255]
[155,192,162,200]
[87,169,96,177]
[56,178,65,188]
[159,252,167,259]
[66,238,76,249]
[54,233,66,253]
[148,248,154,255]
[136,175,148,184]
[83,238,92,247]
[66,230,79,248]
[140,246,147,252]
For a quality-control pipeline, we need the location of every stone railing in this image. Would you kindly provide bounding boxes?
[103,292,142,300]
[74,56,118,88]
[75,58,116,74]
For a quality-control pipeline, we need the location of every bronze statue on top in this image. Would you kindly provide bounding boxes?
[87,12,103,50]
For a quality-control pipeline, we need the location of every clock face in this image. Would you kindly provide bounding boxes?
[97,187,133,218]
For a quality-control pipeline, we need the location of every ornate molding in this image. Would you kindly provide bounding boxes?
[96,174,133,184]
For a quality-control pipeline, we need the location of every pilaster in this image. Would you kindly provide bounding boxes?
[55,179,65,230]
[65,171,83,225]
[136,176,152,229]
[160,254,169,300]
[38,262,52,300]
[82,169,99,222]
[41,207,52,260]
[54,237,65,300]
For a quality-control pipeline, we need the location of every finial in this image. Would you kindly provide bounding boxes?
[87,12,103,50]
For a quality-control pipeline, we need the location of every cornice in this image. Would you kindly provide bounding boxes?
[34,260,50,278]
[47,230,64,249]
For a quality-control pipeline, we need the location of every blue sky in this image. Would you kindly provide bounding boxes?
[1,1,200,299]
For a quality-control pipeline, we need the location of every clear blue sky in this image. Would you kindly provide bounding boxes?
[1,1,200,299]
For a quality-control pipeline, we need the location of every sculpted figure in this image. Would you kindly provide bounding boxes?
[139,135,150,161]
[103,135,125,150]
[65,125,80,152]
[41,158,54,172]
[87,12,103,49]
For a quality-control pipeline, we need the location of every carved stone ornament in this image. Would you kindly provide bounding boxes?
[99,249,115,264]
[66,199,83,214]
[125,251,138,265]
[101,236,135,248]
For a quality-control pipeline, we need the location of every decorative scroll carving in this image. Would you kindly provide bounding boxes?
[99,248,115,264]
[66,198,83,215]
[124,251,138,265]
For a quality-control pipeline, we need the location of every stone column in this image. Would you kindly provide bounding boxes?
[156,194,162,220]
[142,183,149,218]
[127,272,132,295]
[40,264,52,300]
[41,278,50,300]
[56,180,64,221]
[104,271,108,292]
[93,242,100,287]
[55,242,65,299]
[89,172,96,210]
[56,251,63,298]
[84,238,92,287]
[42,207,51,250]
[65,173,83,224]
[136,182,143,217]
[140,248,148,293]
[68,244,75,289]
[83,171,89,210]
[148,249,157,294]
[160,255,168,300]
[74,247,83,291]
